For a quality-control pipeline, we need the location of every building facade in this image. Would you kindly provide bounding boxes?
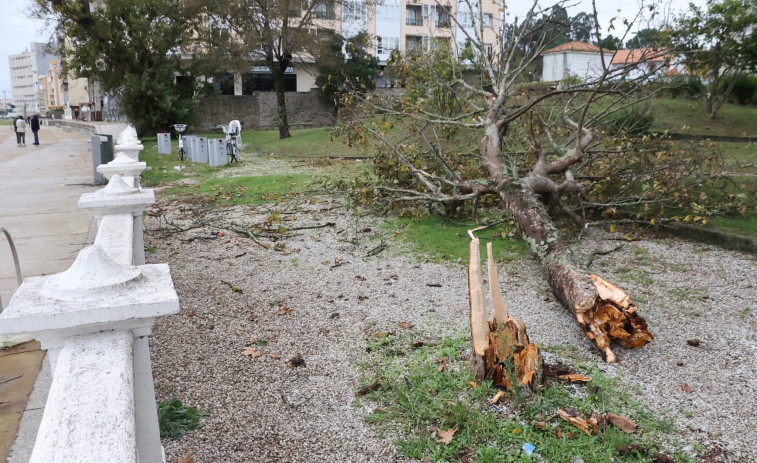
[8,43,58,116]
[217,0,501,94]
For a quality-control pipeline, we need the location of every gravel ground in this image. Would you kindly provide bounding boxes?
[146,163,757,463]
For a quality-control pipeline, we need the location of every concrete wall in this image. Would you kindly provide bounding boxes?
[195,92,336,132]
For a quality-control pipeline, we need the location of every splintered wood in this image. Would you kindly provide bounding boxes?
[577,275,653,363]
[468,233,540,390]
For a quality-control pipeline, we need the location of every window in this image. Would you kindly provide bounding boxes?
[406,35,426,54]
[313,0,336,19]
[406,5,422,26]
[484,43,493,59]
[483,13,493,27]
[377,36,399,54]
[378,3,399,21]
[343,0,366,21]
[459,11,473,28]
[436,5,451,27]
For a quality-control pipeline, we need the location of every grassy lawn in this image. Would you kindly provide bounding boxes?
[0,119,13,126]
[651,98,757,138]
[246,127,365,158]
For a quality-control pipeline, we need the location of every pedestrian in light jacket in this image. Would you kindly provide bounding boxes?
[15,116,26,146]
[30,114,40,145]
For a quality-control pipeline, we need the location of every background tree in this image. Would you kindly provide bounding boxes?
[667,0,757,118]
[197,0,355,139]
[570,12,594,42]
[333,1,743,362]
[625,27,661,49]
[315,32,379,116]
[598,34,623,50]
[33,0,198,135]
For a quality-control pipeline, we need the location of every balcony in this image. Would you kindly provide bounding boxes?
[406,5,422,26]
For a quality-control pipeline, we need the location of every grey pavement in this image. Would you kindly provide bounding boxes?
[0,121,126,462]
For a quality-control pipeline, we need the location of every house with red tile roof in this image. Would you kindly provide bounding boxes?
[609,48,680,80]
[541,41,610,82]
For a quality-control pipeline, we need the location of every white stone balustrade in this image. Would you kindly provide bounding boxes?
[115,125,144,161]
[78,175,155,266]
[0,148,178,462]
[97,153,147,188]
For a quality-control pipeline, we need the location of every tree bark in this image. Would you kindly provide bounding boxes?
[271,60,291,139]
[498,182,653,363]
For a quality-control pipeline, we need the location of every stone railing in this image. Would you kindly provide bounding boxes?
[0,128,176,463]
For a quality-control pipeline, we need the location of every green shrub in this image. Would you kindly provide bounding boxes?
[721,74,757,105]
[667,76,705,99]
[157,398,205,439]
[604,105,654,135]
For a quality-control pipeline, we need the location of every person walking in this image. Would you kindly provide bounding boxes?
[15,116,26,146]
[30,114,40,145]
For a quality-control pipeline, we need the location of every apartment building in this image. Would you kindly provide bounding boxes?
[8,43,58,115]
[39,59,64,113]
[215,0,500,94]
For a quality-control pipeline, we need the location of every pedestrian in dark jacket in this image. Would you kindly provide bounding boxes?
[30,115,40,145]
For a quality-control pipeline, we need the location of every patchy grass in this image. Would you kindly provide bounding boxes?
[651,98,757,137]
[246,127,364,158]
[0,119,14,126]
[385,215,529,264]
[157,398,205,440]
[165,173,315,207]
[359,334,688,463]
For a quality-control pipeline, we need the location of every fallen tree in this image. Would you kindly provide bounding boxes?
[334,1,685,361]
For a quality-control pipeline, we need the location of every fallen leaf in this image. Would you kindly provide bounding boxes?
[355,275,367,281]
[277,306,292,315]
[374,332,392,338]
[436,428,456,445]
[491,391,505,404]
[437,360,447,372]
[558,408,592,436]
[178,453,195,463]
[216,231,226,237]
[468,381,477,388]
[606,412,637,433]
[559,374,592,383]
[362,227,372,232]
[412,341,425,348]
[322,260,331,265]
[268,354,280,360]
[242,347,262,359]
[681,383,694,393]
[398,322,414,330]
[186,310,196,317]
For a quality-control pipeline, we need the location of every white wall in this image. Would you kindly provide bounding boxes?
[542,51,605,82]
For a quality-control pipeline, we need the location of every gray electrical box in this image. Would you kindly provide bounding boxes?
[184,135,196,161]
[196,136,208,164]
[157,133,171,154]
[91,133,114,184]
[208,138,227,167]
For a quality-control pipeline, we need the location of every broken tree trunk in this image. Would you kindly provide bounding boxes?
[498,184,653,363]
[468,231,541,390]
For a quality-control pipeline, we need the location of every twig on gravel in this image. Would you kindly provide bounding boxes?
[286,222,336,231]
[362,243,387,258]
[586,244,625,268]
[230,223,264,246]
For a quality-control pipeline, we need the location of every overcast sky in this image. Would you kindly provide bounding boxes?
[0,0,705,97]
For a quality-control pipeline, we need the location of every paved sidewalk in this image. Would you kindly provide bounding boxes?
[0,122,126,462]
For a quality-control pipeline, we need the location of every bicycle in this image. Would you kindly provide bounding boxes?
[172,124,187,161]
[218,124,240,163]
